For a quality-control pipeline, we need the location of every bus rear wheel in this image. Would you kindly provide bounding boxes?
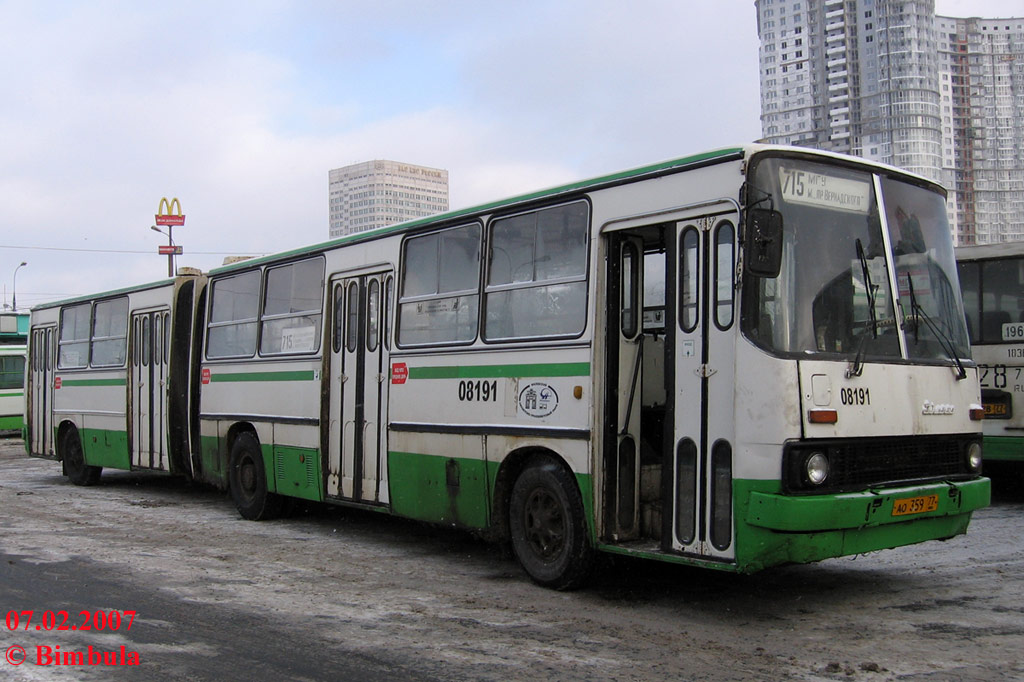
[509,455,594,590]
[62,428,101,486]
[228,432,283,521]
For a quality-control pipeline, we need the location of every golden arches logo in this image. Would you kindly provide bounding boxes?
[155,197,185,226]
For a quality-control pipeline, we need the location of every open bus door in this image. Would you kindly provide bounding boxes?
[669,208,738,561]
[603,203,738,562]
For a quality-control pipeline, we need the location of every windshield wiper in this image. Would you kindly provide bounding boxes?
[846,335,867,378]
[903,271,968,381]
[855,239,879,339]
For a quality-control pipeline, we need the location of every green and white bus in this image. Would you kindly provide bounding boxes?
[27,145,990,589]
[0,345,27,434]
[1,312,28,434]
[956,242,1024,469]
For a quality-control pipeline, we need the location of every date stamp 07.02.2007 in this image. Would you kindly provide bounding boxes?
[4,610,141,668]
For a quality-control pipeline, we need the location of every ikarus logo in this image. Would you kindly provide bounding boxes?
[921,400,955,415]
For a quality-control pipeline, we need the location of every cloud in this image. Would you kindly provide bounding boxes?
[1,0,765,306]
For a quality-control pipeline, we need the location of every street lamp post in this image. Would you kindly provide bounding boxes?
[151,225,175,277]
[12,261,27,311]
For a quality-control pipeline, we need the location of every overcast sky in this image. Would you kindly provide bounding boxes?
[1,0,1020,309]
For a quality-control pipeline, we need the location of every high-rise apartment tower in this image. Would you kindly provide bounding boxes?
[756,0,1024,244]
[328,160,449,238]
[936,15,1024,244]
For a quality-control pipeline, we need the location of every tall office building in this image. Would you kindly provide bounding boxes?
[328,160,449,238]
[756,0,1024,244]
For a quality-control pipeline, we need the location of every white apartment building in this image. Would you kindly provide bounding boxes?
[757,0,1024,244]
[328,160,449,238]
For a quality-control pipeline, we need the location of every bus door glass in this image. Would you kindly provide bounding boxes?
[131,309,170,470]
[671,211,738,560]
[31,326,56,456]
[327,270,392,505]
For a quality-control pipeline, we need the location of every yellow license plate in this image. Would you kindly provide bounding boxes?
[984,403,1007,416]
[892,494,939,517]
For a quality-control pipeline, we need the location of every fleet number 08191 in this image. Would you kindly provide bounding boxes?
[458,380,498,402]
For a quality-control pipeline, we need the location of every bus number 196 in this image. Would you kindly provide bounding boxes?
[459,380,498,402]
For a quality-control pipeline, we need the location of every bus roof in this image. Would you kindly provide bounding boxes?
[30,276,182,312]
[31,143,949,308]
[210,146,747,275]
[210,143,945,275]
[956,241,1024,261]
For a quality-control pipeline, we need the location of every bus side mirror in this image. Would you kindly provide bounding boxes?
[745,208,783,278]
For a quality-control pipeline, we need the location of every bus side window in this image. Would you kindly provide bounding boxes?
[0,354,25,390]
[207,270,260,359]
[484,201,588,341]
[397,224,481,346]
[58,303,91,369]
[260,258,324,356]
[91,297,128,367]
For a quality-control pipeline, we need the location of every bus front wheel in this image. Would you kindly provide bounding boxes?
[509,455,594,590]
[228,432,283,521]
[62,428,101,486]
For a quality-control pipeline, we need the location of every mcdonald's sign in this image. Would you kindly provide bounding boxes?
[155,197,185,226]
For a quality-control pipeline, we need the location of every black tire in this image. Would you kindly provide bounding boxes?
[62,428,101,486]
[509,455,594,590]
[228,432,283,521]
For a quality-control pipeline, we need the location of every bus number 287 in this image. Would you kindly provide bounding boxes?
[459,380,498,402]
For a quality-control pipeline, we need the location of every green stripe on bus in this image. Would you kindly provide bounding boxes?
[407,362,590,380]
[210,370,316,383]
[60,379,126,387]
[979,436,1024,462]
[0,415,23,430]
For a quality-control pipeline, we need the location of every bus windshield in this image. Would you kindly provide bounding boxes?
[742,155,970,365]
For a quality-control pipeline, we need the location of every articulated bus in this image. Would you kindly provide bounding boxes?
[27,145,989,589]
[956,242,1024,470]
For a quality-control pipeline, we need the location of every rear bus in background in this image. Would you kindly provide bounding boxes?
[26,276,205,483]
[957,242,1024,473]
[0,344,26,434]
[0,311,28,435]
[28,145,990,589]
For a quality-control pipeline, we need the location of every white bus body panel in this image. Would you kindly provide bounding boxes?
[797,361,980,438]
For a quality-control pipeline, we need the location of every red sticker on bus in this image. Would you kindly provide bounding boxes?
[54,377,62,390]
[391,363,408,385]
[201,368,211,385]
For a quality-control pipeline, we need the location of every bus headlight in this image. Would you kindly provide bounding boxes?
[805,452,829,485]
[966,442,982,473]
